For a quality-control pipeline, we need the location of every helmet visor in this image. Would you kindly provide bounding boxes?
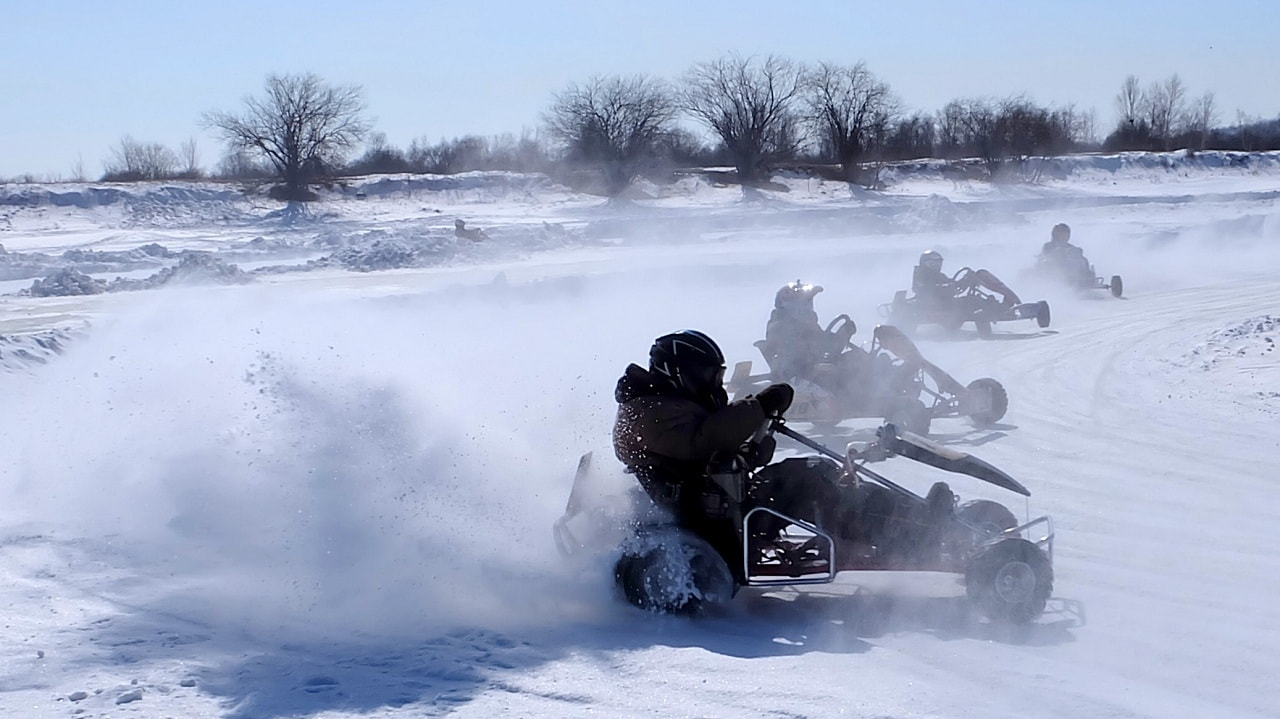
[687,364,725,394]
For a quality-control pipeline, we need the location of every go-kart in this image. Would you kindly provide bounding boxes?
[881,268,1051,338]
[553,421,1055,624]
[1028,255,1124,298]
[727,319,1007,435]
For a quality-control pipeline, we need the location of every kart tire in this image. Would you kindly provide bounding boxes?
[615,532,736,615]
[956,499,1019,536]
[888,399,932,436]
[974,320,993,339]
[1035,302,1051,328]
[1110,275,1123,298]
[965,538,1053,623]
[962,378,1008,426]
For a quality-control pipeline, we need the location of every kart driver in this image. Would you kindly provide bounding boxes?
[613,330,949,561]
[1037,223,1091,276]
[912,250,1021,308]
[764,280,854,382]
[912,249,964,305]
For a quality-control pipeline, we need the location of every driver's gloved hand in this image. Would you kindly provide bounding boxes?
[743,434,777,468]
[756,382,795,417]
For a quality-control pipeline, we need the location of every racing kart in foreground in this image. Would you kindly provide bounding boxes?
[554,421,1055,624]
[728,320,1007,434]
[881,268,1051,338]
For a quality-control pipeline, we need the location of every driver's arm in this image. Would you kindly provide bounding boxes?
[635,397,767,463]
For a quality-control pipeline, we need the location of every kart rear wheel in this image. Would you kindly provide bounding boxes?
[615,532,736,615]
[965,538,1053,623]
[961,378,1008,426]
[974,320,993,339]
[956,499,1018,536]
[1109,275,1123,298]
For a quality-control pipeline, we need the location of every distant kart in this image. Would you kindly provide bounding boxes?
[1028,257,1124,298]
[553,421,1056,624]
[881,267,1051,338]
[728,320,1007,435]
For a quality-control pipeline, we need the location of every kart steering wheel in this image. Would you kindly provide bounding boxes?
[950,267,982,295]
[824,314,858,350]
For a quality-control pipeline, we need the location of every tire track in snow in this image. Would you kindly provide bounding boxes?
[948,276,1280,719]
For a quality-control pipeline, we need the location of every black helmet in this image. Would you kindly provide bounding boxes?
[774,280,823,313]
[1051,223,1071,242]
[919,250,943,271]
[649,330,726,403]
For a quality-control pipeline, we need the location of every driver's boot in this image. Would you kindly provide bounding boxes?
[925,481,955,519]
[912,482,956,562]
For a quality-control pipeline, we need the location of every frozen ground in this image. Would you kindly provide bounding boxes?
[1,150,1278,718]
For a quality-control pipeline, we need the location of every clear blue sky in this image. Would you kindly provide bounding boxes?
[3,0,1277,179]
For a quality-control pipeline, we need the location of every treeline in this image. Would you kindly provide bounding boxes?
[38,56,1280,197]
[1104,74,1280,152]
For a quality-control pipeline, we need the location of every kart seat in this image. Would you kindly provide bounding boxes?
[754,339,784,376]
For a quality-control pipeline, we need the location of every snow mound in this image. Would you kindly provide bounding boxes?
[1,242,173,282]
[338,170,561,200]
[1180,315,1279,370]
[892,193,993,231]
[0,182,253,229]
[881,149,1280,186]
[0,328,75,373]
[25,252,252,296]
[28,267,104,296]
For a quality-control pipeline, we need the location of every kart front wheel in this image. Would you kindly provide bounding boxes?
[961,378,1008,425]
[888,399,932,436]
[1109,275,1124,298]
[1035,302,1052,328]
[615,532,736,615]
[965,538,1053,623]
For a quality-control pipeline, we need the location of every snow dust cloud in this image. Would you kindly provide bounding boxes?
[0,244,911,642]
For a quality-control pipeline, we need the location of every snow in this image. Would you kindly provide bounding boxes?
[1,151,1279,718]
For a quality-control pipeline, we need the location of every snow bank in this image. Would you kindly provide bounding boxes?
[882,149,1280,186]
[0,328,73,373]
[1180,315,1279,371]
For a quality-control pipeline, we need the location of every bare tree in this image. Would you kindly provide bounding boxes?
[70,154,86,183]
[102,135,180,181]
[544,74,678,196]
[1186,92,1217,150]
[1116,75,1145,127]
[803,61,896,184]
[937,97,998,161]
[884,112,935,160]
[679,54,805,187]
[935,96,1080,179]
[346,131,412,175]
[1145,74,1186,149]
[215,148,273,180]
[179,137,201,178]
[202,73,369,200]
[1105,75,1153,150]
[1236,109,1256,151]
